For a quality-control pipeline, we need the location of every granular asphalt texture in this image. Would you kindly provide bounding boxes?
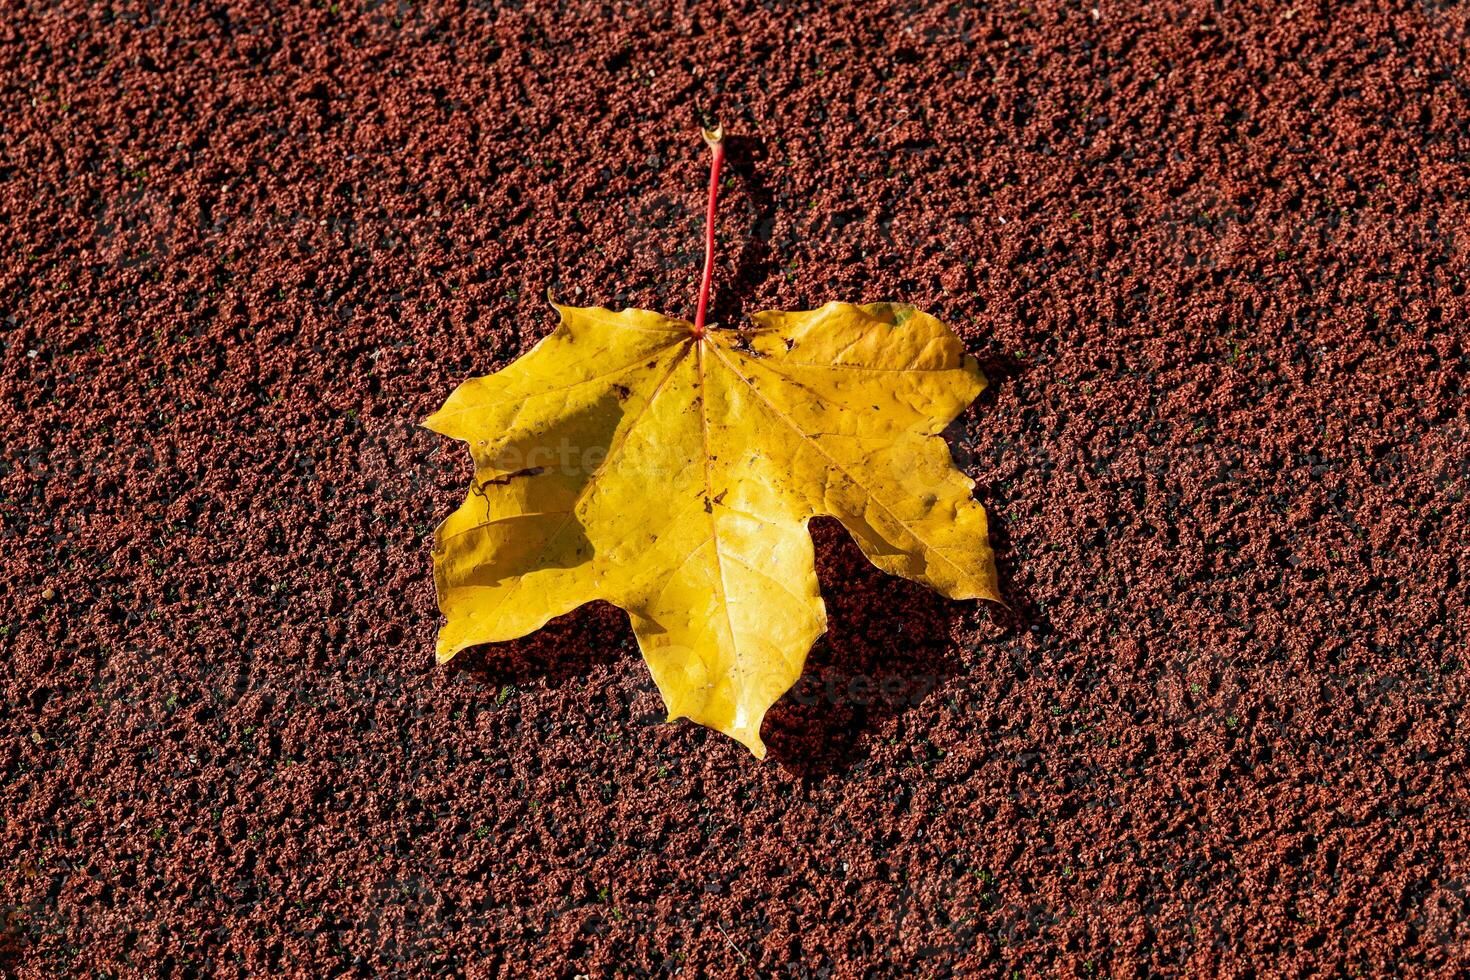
[3,0,1469,976]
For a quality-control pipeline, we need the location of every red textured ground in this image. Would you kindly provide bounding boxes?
[3,0,1469,975]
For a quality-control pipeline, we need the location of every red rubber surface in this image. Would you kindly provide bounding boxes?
[3,0,1468,975]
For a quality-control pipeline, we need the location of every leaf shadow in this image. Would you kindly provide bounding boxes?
[950,345,1042,635]
[718,134,780,326]
[443,600,635,692]
[441,505,1027,774]
[761,519,985,777]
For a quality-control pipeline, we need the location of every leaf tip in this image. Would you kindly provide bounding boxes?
[702,123,724,148]
[666,711,768,759]
[961,566,1003,605]
[726,713,770,759]
[728,726,768,760]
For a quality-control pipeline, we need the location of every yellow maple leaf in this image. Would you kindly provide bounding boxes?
[425,129,997,757]
[426,301,997,756]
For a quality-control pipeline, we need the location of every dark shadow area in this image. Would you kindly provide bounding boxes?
[948,346,1042,634]
[718,134,781,325]
[763,519,981,777]
[443,599,636,692]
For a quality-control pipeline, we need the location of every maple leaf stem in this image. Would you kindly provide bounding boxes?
[692,125,725,339]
